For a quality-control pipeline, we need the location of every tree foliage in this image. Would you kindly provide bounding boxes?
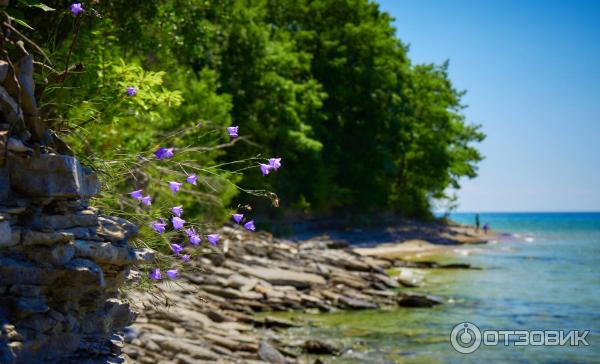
[20,0,484,221]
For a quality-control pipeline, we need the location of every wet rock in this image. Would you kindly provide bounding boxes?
[263,316,300,328]
[397,293,443,307]
[302,340,339,355]
[338,296,379,309]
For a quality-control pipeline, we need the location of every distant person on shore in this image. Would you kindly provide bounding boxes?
[483,223,489,234]
[475,214,480,231]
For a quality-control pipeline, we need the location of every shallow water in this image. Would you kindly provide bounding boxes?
[274,212,600,363]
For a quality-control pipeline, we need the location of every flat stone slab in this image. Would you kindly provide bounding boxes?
[242,266,326,289]
[9,154,100,199]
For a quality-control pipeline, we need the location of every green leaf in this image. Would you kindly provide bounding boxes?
[16,0,55,12]
[5,9,34,29]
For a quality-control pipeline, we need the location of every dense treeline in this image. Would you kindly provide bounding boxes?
[21,0,484,220]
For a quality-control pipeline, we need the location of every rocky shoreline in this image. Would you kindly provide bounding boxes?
[123,223,484,363]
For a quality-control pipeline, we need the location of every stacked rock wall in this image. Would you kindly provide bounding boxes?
[0,153,137,363]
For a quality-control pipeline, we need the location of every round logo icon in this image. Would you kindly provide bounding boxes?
[450,322,482,354]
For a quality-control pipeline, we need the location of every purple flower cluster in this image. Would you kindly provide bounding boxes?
[129,124,282,282]
[130,189,152,206]
[259,157,282,176]
[155,147,174,160]
[138,172,223,281]
[231,213,256,232]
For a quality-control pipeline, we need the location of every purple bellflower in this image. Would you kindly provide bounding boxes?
[232,213,244,224]
[151,220,166,234]
[268,158,282,170]
[170,243,183,256]
[166,269,178,279]
[155,147,174,160]
[149,268,161,280]
[169,181,183,195]
[171,206,183,217]
[244,220,256,231]
[259,164,271,176]
[172,216,186,230]
[186,174,197,185]
[126,87,137,96]
[207,234,220,246]
[70,3,83,15]
[129,190,143,200]
[141,195,152,206]
[227,126,239,138]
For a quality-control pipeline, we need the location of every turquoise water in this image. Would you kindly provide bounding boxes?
[278,213,600,363]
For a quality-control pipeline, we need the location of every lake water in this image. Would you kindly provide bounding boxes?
[276,212,600,363]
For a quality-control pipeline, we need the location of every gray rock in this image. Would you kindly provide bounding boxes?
[7,137,30,153]
[50,243,75,266]
[338,296,379,309]
[202,286,263,300]
[0,220,16,247]
[258,340,286,364]
[39,213,98,230]
[64,258,105,287]
[8,155,100,199]
[9,285,42,297]
[17,314,56,333]
[159,339,218,360]
[74,240,136,266]
[0,166,9,201]
[15,296,49,314]
[0,257,55,285]
[134,248,156,263]
[21,230,74,246]
[97,216,139,242]
[0,60,8,83]
[0,86,28,141]
[242,266,326,289]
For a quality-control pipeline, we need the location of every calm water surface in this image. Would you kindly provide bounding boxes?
[275,213,600,363]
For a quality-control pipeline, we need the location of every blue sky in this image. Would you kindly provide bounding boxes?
[376,0,600,212]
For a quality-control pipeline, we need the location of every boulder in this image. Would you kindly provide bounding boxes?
[8,155,100,199]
